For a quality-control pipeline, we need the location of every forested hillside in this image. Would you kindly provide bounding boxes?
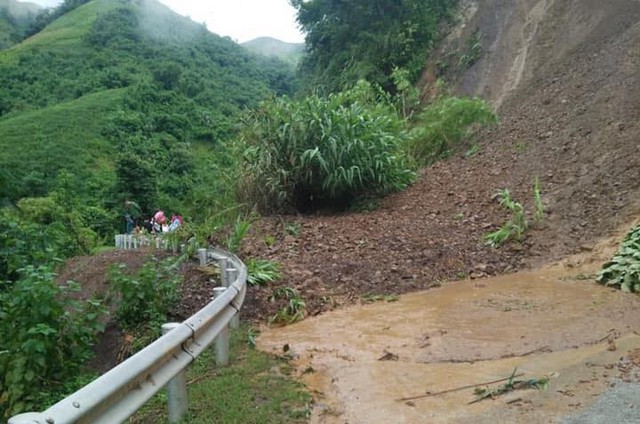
[0,1,298,414]
[0,0,294,226]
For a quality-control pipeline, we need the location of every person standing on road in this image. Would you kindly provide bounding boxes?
[124,200,142,234]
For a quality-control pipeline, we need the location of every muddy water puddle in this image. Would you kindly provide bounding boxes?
[258,261,640,423]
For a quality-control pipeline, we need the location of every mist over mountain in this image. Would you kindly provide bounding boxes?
[242,36,304,65]
[0,0,41,48]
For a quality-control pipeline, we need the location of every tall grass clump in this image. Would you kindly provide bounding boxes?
[407,96,497,166]
[237,80,416,213]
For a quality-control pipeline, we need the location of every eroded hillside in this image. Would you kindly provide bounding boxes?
[239,0,640,319]
[439,0,640,264]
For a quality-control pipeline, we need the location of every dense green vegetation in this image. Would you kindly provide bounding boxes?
[292,0,457,93]
[407,95,497,166]
[0,0,296,417]
[0,0,295,218]
[239,81,415,213]
[0,265,105,417]
[598,224,640,293]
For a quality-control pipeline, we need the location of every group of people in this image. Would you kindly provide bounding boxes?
[144,210,184,234]
[124,200,184,235]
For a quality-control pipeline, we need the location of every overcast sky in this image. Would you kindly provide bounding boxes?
[26,0,305,43]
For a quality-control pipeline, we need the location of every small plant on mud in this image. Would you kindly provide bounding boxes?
[246,258,281,286]
[285,222,301,236]
[597,224,640,293]
[361,293,399,303]
[270,287,306,325]
[226,216,252,253]
[263,234,277,247]
[485,179,545,248]
[470,368,549,404]
[458,30,483,69]
[485,189,528,247]
[533,177,544,222]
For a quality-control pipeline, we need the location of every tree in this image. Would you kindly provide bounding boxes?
[115,153,158,218]
[291,0,456,93]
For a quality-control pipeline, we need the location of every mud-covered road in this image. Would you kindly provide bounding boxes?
[258,240,640,423]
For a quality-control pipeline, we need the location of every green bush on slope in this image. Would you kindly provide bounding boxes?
[238,81,416,213]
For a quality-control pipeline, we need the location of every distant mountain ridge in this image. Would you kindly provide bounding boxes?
[242,36,303,65]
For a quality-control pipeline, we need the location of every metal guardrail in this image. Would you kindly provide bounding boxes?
[9,247,247,424]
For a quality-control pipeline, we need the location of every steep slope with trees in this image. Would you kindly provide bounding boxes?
[0,0,295,226]
[291,0,456,93]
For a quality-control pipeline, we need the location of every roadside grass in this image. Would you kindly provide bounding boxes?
[131,326,312,423]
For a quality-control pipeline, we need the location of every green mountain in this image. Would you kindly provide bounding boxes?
[0,0,41,49]
[242,36,304,65]
[0,0,295,223]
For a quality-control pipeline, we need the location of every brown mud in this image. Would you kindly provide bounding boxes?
[257,241,640,423]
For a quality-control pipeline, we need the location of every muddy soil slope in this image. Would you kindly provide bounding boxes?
[447,0,640,262]
[242,0,640,320]
[59,0,640,368]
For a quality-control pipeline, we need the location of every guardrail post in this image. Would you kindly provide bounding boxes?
[213,287,230,366]
[162,323,189,423]
[219,258,229,286]
[198,248,207,266]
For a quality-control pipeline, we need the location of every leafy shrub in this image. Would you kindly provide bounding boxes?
[239,81,415,213]
[0,200,98,282]
[269,287,306,325]
[108,257,181,332]
[533,176,544,222]
[246,259,281,286]
[597,225,640,292]
[0,266,105,418]
[407,96,497,166]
